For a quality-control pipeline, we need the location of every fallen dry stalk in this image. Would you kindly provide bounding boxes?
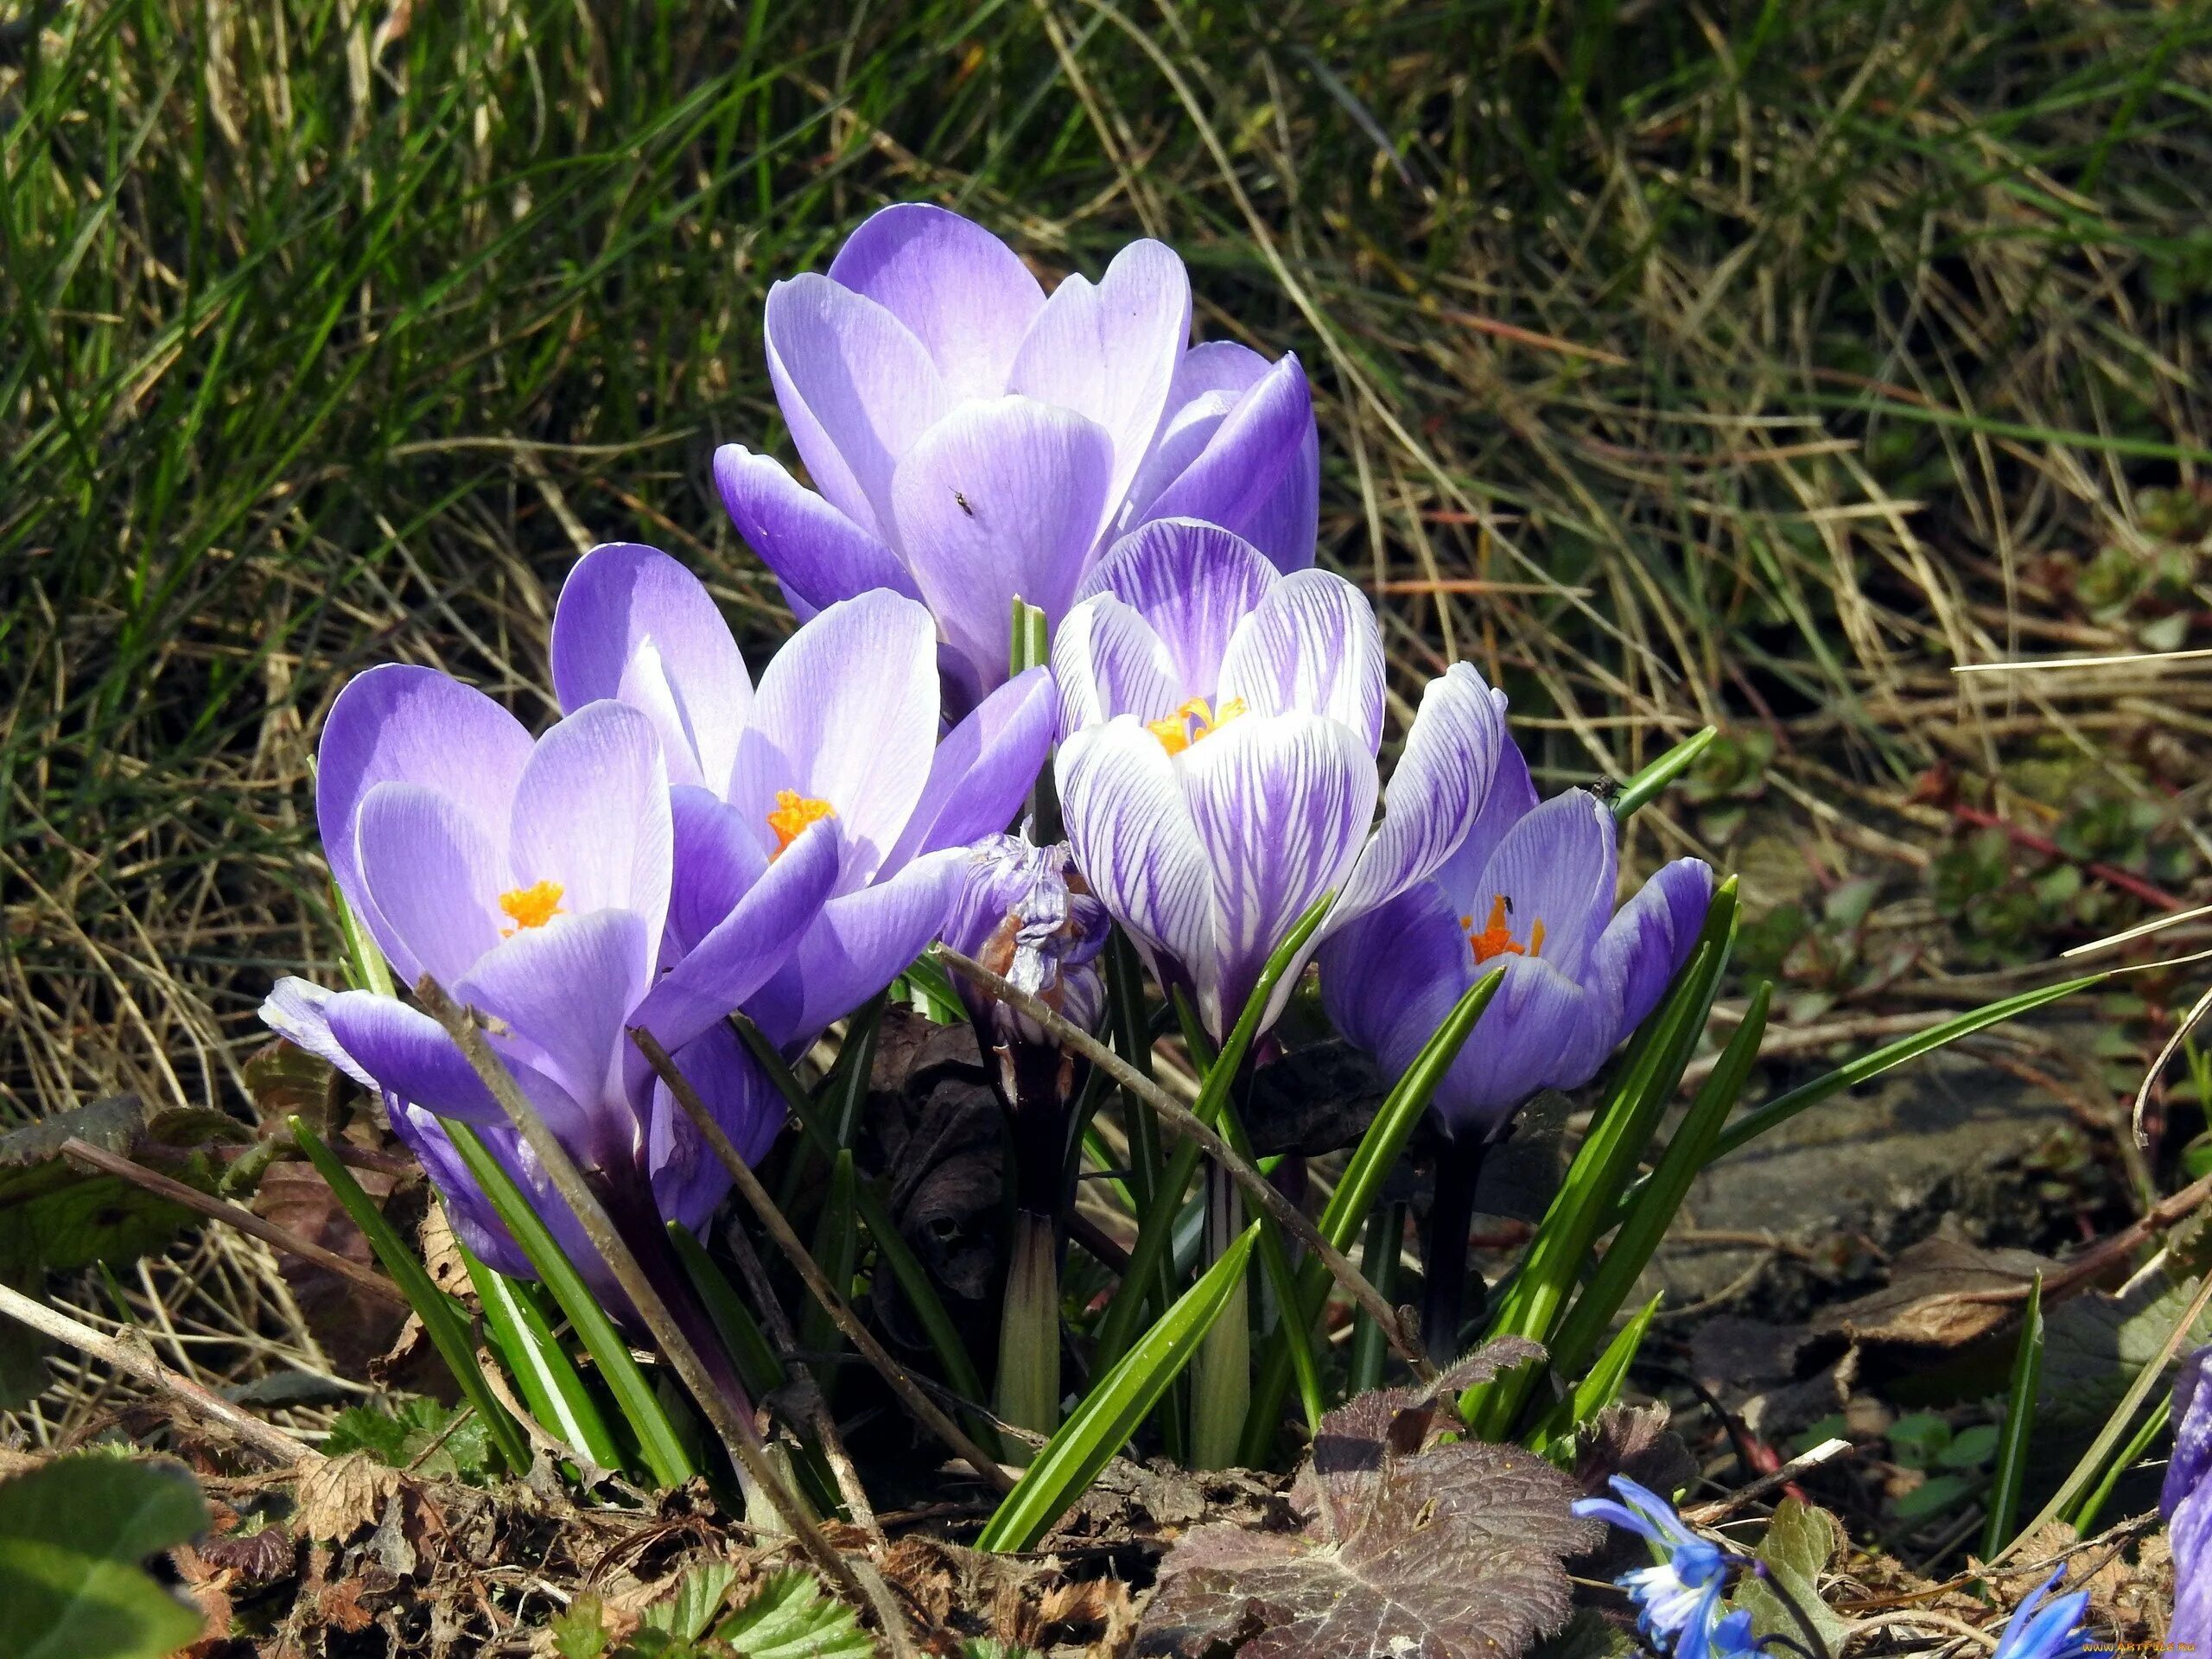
[0,1280,321,1467]
[629,1025,1014,1495]
[59,1135,410,1311]
[936,944,1434,1380]
[413,976,903,1645]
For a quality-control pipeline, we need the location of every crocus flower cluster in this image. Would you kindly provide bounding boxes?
[2165,1343,2210,1647]
[265,200,1719,1337]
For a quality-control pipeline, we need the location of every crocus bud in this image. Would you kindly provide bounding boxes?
[944,832,1109,1049]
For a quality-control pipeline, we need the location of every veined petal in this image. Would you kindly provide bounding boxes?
[743,847,966,1055]
[1593,858,1715,1036]
[551,543,752,795]
[316,664,531,973]
[355,782,506,990]
[1053,595,1181,734]
[1216,568,1386,749]
[1123,341,1269,516]
[1474,790,1619,981]
[1055,718,1213,1002]
[508,701,674,963]
[1330,663,1507,931]
[1008,238,1191,517]
[455,909,654,1152]
[1077,518,1281,702]
[259,978,380,1092]
[763,271,950,537]
[322,990,518,1130]
[730,590,941,887]
[647,1020,785,1230]
[825,203,1046,399]
[1436,955,1606,1135]
[632,812,842,1056]
[1434,731,1537,914]
[1180,711,1377,1039]
[885,665,1057,872]
[1318,883,1473,1092]
[889,396,1116,691]
[667,785,769,959]
[1135,351,1319,574]
[713,444,920,622]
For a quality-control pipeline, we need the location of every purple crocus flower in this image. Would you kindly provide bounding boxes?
[1319,733,1714,1143]
[713,204,1319,702]
[942,832,1110,1046]
[1572,1477,1732,1656]
[2165,1344,2210,1647]
[550,543,1056,1055]
[1050,517,1507,1043]
[260,668,839,1300]
[1991,1568,2091,1659]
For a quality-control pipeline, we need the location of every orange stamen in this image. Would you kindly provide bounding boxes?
[498,880,566,936]
[1465,893,1543,963]
[767,789,836,855]
[1145,696,1248,756]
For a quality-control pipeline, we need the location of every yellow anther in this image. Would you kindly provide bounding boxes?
[767,789,836,855]
[1145,696,1248,756]
[1465,893,1543,963]
[498,880,567,936]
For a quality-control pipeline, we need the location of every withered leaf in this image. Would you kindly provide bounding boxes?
[1574,1403,1695,1503]
[295,1452,401,1542]
[1137,1345,1601,1659]
[1810,1233,2048,1352]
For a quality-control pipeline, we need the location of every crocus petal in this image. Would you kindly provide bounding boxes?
[1052,596,1181,734]
[1135,351,1319,573]
[1318,884,1473,1088]
[1124,341,1269,513]
[744,847,967,1054]
[508,701,674,964]
[1215,569,1386,749]
[729,590,941,887]
[2169,1346,2212,1519]
[1330,664,1507,931]
[1434,734,1537,913]
[259,978,380,1092]
[355,782,507,990]
[1076,518,1281,702]
[1180,711,1377,1038]
[666,786,769,958]
[632,812,842,1056]
[884,665,1058,872]
[1440,956,1608,1134]
[888,396,1116,689]
[825,203,1046,400]
[713,444,921,621]
[389,1106,533,1281]
[1056,717,1213,1001]
[315,664,532,970]
[763,271,950,536]
[321,991,505,1128]
[647,1020,785,1229]
[1473,791,1619,980]
[455,908,654,1154]
[1592,858,1715,1035]
[1007,238,1191,516]
[550,543,753,793]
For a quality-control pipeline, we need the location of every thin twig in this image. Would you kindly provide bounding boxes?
[629,1026,1014,1496]
[937,945,1435,1380]
[0,1281,321,1467]
[413,976,899,1643]
[1685,1437,1855,1524]
[60,1137,410,1311]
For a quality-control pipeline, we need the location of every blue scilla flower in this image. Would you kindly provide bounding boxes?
[1708,1610,1762,1659]
[1572,1477,1733,1656]
[1992,1568,2090,1659]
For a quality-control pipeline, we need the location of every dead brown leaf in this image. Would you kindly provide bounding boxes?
[295,1451,401,1541]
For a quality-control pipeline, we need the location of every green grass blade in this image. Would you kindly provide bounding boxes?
[462,1243,624,1473]
[976,1223,1259,1553]
[330,879,395,997]
[1009,596,1051,677]
[1527,1293,1662,1453]
[1611,726,1718,820]
[1091,893,1335,1375]
[1707,972,2106,1164]
[1984,1273,2044,1559]
[668,1222,786,1397]
[1465,879,1738,1438]
[2069,1392,2168,1536]
[288,1117,528,1475]
[1548,980,1773,1381]
[1243,963,1507,1461]
[1348,1202,1406,1399]
[438,1120,696,1490]
[798,1150,860,1358]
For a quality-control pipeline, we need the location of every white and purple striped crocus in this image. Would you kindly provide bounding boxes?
[1049,517,1508,1044]
[2164,1344,2210,1648]
[1319,733,1713,1144]
[714,203,1319,702]
[942,832,1110,1049]
[261,664,842,1299]
[550,542,1056,1056]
